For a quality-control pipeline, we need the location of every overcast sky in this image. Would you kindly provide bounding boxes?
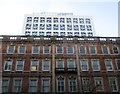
[0,0,119,37]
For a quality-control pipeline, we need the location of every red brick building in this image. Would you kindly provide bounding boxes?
[1,35,120,93]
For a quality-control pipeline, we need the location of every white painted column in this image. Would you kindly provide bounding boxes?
[75,44,82,92]
[52,43,55,92]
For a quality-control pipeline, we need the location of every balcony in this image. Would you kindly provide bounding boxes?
[55,68,65,73]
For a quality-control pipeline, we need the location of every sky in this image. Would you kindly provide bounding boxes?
[0,0,119,37]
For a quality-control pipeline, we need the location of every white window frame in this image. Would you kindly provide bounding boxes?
[109,77,118,92]
[7,45,15,53]
[30,60,39,71]
[12,78,22,92]
[56,46,63,54]
[46,17,52,23]
[46,24,52,30]
[32,45,40,54]
[53,18,58,23]
[42,59,50,71]
[80,59,89,71]
[18,45,26,54]
[79,46,86,54]
[33,24,38,30]
[115,59,120,70]
[16,60,24,71]
[2,78,10,92]
[40,17,45,23]
[60,24,65,30]
[79,18,84,24]
[26,24,31,30]
[29,78,38,92]
[73,18,78,23]
[67,46,74,54]
[80,25,85,31]
[53,24,59,30]
[4,60,12,71]
[27,17,32,22]
[68,77,77,92]
[86,18,91,24]
[67,59,76,68]
[105,59,113,71]
[39,31,44,36]
[33,17,39,23]
[112,46,119,54]
[89,46,96,54]
[56,59,64,68]
[43,46,50,54]
[91,59,100,71]
[41,78,50,92]
[40,24,45,30]
[56,76,65,92]
[94,77,104,91]
[86,25,92,31]
[102,45,109,54]
[82,77,91,92]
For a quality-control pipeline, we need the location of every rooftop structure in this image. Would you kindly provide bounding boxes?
[23,12,95,37]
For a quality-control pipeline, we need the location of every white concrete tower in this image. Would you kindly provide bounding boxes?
[23,12,95,37]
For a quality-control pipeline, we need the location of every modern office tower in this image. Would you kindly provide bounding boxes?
[23,12,95,37]
[1,35,120,93]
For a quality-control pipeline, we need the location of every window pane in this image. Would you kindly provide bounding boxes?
[7,45,15,53]
[94,78,103,91]
[82,77,91,92]
[32,45,39,54]
[80,60,88,71]
[56,60,64,68]
[46,24,52,30]
[40,24,45,30]
[105,60,113,71]
[13,79,22,92]
[80,46,85,54]
[42,60,50,71]
[68,60,75,68]
[57,46,63,53]
[69,78,77,92]
[31,60,38,71]
[16,60,24,71]
[27,17,32,22]
[2,79,9,92]
[86,18,91,24]
[103,46,109,54]
[42,79,50,92]
[60,18,65,23]
[40,17,45,23]
[29,79,37,92]
[116,59,120,69]
[26,24,31,30]
[79,18,84,24]
[57,77,64,92]
[90,46,96,54]
[92,60,100,71]
[109,78,118,91]
[44,46,50,53]
[67,46,73,53]
[4,60,12,71]
[19,45,25,53]
[113,46,119,54]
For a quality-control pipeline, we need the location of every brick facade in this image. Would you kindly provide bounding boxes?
[1,36,120,93]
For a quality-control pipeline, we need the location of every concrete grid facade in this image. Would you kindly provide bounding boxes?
[23,12,95,37]
[1,35,120,93]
